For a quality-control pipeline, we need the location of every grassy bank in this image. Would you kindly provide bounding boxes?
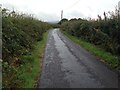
[62,31,120,71]
[17,31,48,88]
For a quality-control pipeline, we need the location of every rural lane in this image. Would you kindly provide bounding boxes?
[38,28,118,88]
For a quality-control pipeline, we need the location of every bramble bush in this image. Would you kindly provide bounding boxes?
[60,10,120,55]
[2,8,51,87]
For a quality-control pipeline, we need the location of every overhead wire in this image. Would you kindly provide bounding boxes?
[64,0,81,11]
[61,0,81,20]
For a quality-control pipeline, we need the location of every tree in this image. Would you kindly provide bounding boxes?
[58,18,68,24]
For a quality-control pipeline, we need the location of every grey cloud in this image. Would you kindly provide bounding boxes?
[36,12,60,22]
[65,11,85,19]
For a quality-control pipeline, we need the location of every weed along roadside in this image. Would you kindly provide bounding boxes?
[2,8,51,88]
[33,31,49,88]
[18,31,49,88]
[17,31,48,88]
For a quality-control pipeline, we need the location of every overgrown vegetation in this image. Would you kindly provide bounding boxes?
[63,31,119,70]
[2,8,51,88]
[60,9,120,70]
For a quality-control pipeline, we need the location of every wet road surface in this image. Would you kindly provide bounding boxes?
[38,29,118,88]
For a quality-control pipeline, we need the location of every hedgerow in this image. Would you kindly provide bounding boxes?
[2,8,51,88]
[60,10,120,55]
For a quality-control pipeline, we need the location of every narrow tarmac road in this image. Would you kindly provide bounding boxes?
[38,28,118,88]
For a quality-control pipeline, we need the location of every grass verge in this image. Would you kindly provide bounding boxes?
[62,31,120,71]
[17,31,48,88]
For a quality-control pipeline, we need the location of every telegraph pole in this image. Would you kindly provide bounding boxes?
[61,10,63,20]
[118,1,120,15]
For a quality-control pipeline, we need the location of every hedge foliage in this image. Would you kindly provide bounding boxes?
[60,11,120,55]
[2,8,51,87]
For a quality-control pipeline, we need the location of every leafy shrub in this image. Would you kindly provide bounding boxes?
[60,10,120,55]
[2,8,51,88]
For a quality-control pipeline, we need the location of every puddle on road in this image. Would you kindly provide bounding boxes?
[52,29,104,88]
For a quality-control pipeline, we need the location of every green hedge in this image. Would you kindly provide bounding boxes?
[60,14,120,55]
[2,8,51,88]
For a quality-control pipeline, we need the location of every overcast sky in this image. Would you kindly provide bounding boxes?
[1,0,119,22]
